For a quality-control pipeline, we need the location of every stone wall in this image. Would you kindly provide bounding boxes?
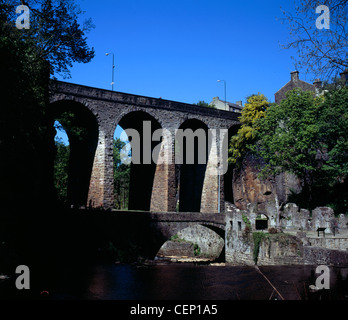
[225,207,305,266]
[256,233,304,265]
[225,206,254,265]
[303,247,348,267]
[280,204,348,234]
[227,198,348,235]
[225,205,348,266]
[307,238,348,251]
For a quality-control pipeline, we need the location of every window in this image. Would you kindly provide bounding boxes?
[255,214,268,230]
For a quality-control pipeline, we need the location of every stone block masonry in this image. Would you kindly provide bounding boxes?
[225,204,348,266]
[50,80,239,211]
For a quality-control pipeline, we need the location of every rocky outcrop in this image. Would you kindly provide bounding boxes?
[231,153,302,211]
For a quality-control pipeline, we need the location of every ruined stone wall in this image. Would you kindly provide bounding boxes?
[225,204,348,266]
[256,233,304,265]
[303,247,348,267]
[225,207,254,265]
[280,204,348,234]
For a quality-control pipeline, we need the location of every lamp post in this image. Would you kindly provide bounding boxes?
[217,80,227,110]
[105,52,115,91]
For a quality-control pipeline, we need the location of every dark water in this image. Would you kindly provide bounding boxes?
[9,263,348,300]
[1,262,348,300]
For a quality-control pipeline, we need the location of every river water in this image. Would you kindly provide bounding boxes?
[1,262,348,300]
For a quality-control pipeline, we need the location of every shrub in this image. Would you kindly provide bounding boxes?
[193,243,201,256]
[252,232,267,264]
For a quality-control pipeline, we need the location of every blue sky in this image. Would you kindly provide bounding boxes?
[55,0,318,143]
[56,0,318,105]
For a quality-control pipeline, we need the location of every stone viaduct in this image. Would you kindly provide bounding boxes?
[49,81,239,213]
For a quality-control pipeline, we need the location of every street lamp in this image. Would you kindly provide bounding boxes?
[217,80,227,110]
[105,52,115,91]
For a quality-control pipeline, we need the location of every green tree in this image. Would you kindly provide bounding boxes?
[53,137,70,203]
[193,100,216,108]
[0,0,94,209]
[113,138,130,209]
[254,89,321,202]
[254,87,348,211]
[6,0,95,77]
[318,88,348,185]
[228,93,269,166]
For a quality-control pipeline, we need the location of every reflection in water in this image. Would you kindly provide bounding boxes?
[49,264,348,300]
[1,263,347,300]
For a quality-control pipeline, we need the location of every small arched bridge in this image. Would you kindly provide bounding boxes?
[88,210,226,259]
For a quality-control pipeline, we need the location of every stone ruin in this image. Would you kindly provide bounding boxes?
[226,201,348,235]
[230,153,348,235]
[225,202,348,266]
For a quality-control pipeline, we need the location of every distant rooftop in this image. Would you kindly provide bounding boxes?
[274,71,321,104]
[210,97,243,113]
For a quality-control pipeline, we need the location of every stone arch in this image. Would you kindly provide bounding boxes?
[175,118,211,212]
[110,105,166,136]
[49,99,99,207]
[154,223,225,261]
[115,110,162,211]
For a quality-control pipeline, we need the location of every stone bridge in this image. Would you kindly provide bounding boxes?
[49,81,239,213]
[85,210,226,259]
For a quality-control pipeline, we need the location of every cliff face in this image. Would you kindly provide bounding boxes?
[231,154,302,211]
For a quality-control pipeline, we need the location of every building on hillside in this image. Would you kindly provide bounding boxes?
[210,96,243,113]
[274,71,322,104]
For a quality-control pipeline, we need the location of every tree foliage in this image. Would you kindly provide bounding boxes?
[0,0,95,209]
[228,94,269,166]
[193,100,216,108]
[113,138,130,209]
[254,89,321,181]
[254,87,348,212]
[2,0,95,77]
[53,137,69,203]
[317,87,348,184]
